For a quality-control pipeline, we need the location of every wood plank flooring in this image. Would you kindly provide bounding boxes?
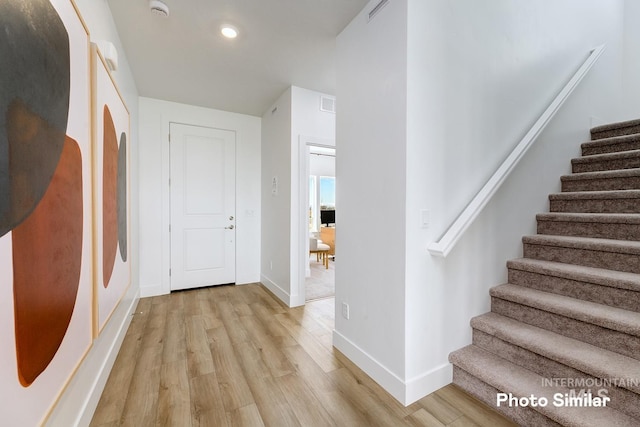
[90,283,516,427]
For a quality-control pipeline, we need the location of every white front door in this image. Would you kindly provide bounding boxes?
[169,123,236,291]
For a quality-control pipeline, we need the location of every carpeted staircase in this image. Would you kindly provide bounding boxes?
[449,118,640,427]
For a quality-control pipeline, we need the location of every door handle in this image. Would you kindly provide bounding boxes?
[225,225,235,230]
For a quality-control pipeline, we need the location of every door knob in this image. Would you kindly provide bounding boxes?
[229,215,234,220]
[225,225,235,230]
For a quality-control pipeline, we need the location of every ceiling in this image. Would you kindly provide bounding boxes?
[107,0,370,117]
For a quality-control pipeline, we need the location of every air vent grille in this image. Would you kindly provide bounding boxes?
[368,0,390,22]
[320,96,336,114]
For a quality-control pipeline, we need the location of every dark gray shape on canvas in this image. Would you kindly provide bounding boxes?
[0,0,70,237]
[117,132,127,262]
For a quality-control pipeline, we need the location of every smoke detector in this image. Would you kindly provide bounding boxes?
[149,0,169,18]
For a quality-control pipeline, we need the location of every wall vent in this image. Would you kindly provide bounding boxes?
[368,0,390,22]
[320,96,336,114]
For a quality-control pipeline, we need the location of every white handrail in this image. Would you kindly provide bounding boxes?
[428,45,606,258]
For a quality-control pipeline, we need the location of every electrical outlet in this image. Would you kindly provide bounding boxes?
[342,302,350,320]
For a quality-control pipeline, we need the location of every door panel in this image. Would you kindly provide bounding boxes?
[170,123,235,290]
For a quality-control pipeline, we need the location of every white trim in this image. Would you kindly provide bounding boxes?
[161,113,171,295]
[333,330,406,404]
[333,330,454,406]
[46,288,140,426]
[428,45,606,258]
[296,135,335,307]
[162,115,241,294]
[296,138,309,306]
[405,363,452,405]
[260,274,295,307]
[139,283,164,298]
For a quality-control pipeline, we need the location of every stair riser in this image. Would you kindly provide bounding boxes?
[537,220,640,241]
[491,298,640,361]
[549,198,640,213]
[572,156,640,173]
[507,268,640,313]
[583,140,640,156]
[562,176,640,192]
[591,125,640,140]
[473,330,640,420]
[452,367,560,427]
[522,242,640,274]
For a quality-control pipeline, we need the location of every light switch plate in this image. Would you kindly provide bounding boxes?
[420,209,430,229]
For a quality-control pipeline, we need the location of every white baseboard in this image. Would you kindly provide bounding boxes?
[333,330,453,406]
[260,274,292,306]
[333,329,406,404]
[46,287,140,426]
[289,293,305,307]
[139,282,166,298]
[405,362,452,405]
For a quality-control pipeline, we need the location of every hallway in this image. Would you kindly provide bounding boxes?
[90,284,514,426]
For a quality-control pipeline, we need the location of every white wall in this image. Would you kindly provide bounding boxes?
[623,0,640,116]
[137,97,261,297]
[261,88,294,303]
[334,0,409,401]
[291,87,336,305]
[46,0,140,425]
[404,0,628,404]
[336,0,632,406]
[261,86,336,306]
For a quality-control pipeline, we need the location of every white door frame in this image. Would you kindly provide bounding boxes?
[158,119,237,296]
[296,135,335,305]
[169,123,236,291]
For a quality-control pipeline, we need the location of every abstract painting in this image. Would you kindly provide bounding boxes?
[0,0,93,424]
[92,45,131,332]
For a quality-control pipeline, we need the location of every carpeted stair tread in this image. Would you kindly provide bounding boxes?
[550,189,640,201]
[490,284,640,337]
[449,346,639,427]
[582,133,640,156]
[507,258,640,312]
[591,119,640,133]
[452,367,562,426]
[548,190,640,213]
[523,235,640,273]
[449,118,640,426]
[523,234,640,255]
[536,212,640,240]
[537,212,640,224]
[572,149,640,173]
[561,168,640,183]
[507,258,640,292]
[471,312,640,394]
[591,119,640,140]
[561,168,640,192]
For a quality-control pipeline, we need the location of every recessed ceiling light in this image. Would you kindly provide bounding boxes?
[221,25,238,39]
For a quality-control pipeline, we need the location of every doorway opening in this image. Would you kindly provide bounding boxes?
[300,141,335,302]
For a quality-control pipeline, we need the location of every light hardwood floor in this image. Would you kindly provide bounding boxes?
[90,283,516,427]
